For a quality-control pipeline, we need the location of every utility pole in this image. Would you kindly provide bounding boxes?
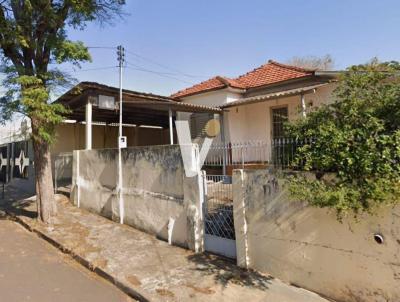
[117,45,125,142]
[117,45,125,224]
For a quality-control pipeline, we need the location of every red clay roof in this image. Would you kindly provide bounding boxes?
[171,60,314,98]
[171,76,244,99]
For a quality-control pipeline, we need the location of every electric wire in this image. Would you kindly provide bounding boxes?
[125,49,208,79]
[125,61,195,85]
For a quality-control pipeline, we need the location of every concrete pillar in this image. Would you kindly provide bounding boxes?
[183,168,205,253]
[300,94,306,118]
[85,98,93,150]
[169,108,174,145]
[232,169,250,268]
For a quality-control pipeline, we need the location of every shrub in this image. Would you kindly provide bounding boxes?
[286,59,400,219]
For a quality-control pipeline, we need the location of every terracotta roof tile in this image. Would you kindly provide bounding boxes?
[171,60,315,99]
[171,76,244,99]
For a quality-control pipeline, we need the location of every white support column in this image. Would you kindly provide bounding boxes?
[220,113,227,176]
[169,108,174,145]
[85,98,93,150]
[300,93,307,118]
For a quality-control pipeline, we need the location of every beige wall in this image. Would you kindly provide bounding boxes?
[52,123,172,156]
[225,84,336,143]
[233,169,400,302]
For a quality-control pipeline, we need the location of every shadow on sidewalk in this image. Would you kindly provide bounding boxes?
[0,185,37,219]
[187,253,273,290]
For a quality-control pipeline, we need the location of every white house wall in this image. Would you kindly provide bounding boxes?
[176,83,336,144]
[176,89,242,142]
[179,89,241,107]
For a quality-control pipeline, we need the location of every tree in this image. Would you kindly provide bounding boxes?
[286,59,400,219]
[0,1,125,223]
[286,54,334,71]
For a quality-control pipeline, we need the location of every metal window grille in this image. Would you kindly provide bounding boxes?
[271,107,288,139]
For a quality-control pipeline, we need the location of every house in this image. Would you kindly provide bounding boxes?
[0,82,221,193]
[172,60,339,171]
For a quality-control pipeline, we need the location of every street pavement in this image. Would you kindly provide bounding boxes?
[0,219,134,302]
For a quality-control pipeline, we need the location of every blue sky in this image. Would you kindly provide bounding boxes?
[67,0,400,96]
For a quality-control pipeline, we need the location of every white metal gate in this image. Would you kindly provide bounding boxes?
[204,175,236,258]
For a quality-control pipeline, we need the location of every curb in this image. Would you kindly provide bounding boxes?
[5,211,150,302]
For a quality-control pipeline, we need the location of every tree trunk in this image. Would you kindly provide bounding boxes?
[31,119,56,223]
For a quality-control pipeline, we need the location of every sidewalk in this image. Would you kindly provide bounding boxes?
[2,194,329,302]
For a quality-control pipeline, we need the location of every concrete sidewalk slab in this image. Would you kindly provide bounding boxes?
[3,195,330,302]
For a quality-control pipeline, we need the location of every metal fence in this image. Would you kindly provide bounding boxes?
[271,137,309,169]
[204,141,270,168]
[204,175,235,240]
[203,138,308,169]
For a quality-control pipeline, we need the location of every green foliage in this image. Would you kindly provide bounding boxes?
[286,59,400,219]
[0,0,125,143]
[53,40,92,66]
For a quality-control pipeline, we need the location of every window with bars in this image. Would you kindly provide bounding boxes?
[271,107,288,139]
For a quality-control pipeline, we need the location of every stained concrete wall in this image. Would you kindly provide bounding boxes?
[233,169,400,302]
[71,145,204,251]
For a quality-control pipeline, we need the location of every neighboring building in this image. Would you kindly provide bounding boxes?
[173,60,338,144]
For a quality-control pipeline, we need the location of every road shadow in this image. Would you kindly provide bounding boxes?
[187,253,273,290]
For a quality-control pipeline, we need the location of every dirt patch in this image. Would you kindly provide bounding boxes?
[156,288,175,298]
[92,257,108,269]
[186,283,215,295]
[126,275,141,286]
[55,194,70,205]
[61,222,102,256]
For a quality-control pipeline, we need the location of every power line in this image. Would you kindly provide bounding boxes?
[126,61,189,77]
[87,46,117,49]
[125,62,194,85]
[125,66,194,85]
[125,49,207,79]
[65,66,118,73]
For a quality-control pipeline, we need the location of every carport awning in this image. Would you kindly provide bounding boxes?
[54,82,222,128]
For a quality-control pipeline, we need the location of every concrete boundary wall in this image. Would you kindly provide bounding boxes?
[71,145,204,251]
[233,169,400,302]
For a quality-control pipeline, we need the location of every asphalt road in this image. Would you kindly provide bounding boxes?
[0,219,134,302]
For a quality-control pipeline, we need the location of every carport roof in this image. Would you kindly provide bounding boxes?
[54,82,221,127]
